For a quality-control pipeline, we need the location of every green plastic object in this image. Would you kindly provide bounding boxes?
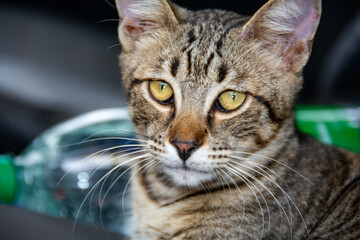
[296,105,360,153]
[0,154,16,203]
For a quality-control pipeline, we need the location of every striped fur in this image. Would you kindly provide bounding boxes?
[115,0,360,239]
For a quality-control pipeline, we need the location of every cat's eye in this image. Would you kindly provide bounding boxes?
[216,90,246,112]
[149,80,174,104]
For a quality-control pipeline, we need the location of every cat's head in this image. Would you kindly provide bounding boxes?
[115,0,321,188]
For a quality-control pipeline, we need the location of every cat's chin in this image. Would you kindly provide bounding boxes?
[163,165,215,188]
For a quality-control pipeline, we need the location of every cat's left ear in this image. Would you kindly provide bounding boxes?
[242,0,322,73]
[115,0,179,52]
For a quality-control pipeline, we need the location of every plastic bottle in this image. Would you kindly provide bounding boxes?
[0,108,137,237]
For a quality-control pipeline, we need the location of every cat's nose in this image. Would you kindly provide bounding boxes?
[171,140,198,162]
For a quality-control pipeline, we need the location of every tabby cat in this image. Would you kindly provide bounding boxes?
[115,0,360,239]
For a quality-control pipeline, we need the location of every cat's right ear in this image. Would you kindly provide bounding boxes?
[241,0,322,73]
[115,0,178,52]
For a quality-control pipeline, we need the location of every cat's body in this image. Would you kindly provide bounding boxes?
[132,134,360,239]
[115,0,360,239]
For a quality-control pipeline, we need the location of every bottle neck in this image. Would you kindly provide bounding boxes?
[0,154,16,203]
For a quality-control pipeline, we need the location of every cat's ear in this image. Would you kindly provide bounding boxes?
[242,0,321,72]
[115,0,178,52]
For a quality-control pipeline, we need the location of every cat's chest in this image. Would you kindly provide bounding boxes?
[131,175,297,240]
[132,177,232,239]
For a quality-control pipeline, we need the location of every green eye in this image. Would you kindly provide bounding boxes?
[216,90,246,112]
[149,80,174,104]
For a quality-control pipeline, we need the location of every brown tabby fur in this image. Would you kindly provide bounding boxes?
[115,0,360,239]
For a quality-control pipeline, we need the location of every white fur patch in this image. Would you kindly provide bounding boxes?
[161,144,216,187]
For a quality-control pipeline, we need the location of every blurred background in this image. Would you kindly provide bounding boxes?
[1,0,359,154]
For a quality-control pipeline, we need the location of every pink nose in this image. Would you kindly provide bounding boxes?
[171,140,198,162]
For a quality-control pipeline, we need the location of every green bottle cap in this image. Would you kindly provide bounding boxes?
[0,154,16,203]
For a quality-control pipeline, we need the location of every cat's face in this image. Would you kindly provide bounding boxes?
[116,0,321,188]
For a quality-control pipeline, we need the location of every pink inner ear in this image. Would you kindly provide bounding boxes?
[291,1,320,43]
[118,0,154,41]
[118,0,136,23]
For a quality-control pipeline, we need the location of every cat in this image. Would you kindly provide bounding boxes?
[114,0,360,239]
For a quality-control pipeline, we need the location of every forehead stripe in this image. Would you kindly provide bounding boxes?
[216,20,246,57]
[170,57,180,77]
[204,52,215,76]
[182,28,197,52]
[187,49,193,76]
[217,64,229,83]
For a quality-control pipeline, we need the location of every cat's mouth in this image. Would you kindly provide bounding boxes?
[164,165,210,174]
[162,164,215,187]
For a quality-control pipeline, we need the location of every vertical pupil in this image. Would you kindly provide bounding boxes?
[231,92,236,101]
[160,82,166,91]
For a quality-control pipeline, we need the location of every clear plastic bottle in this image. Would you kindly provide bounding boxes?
[0,108,137,237]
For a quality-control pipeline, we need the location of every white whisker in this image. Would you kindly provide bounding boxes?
[72,153,150,235]
[233,151,318,188]
[107,43,122,50]
[57,146,147,186]
[228,162,292,235]
[121,159,159,210]
[96,18,120,24]
[104,0,115,8]
[246,160,294,227]
[225,165,266,239]
[232,157,309,235]
[218,168,246,223]
[89,148,148,178]
[59,135,146,149]
[98,157,153,231]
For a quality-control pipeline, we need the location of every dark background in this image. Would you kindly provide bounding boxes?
[1,0,359,154]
